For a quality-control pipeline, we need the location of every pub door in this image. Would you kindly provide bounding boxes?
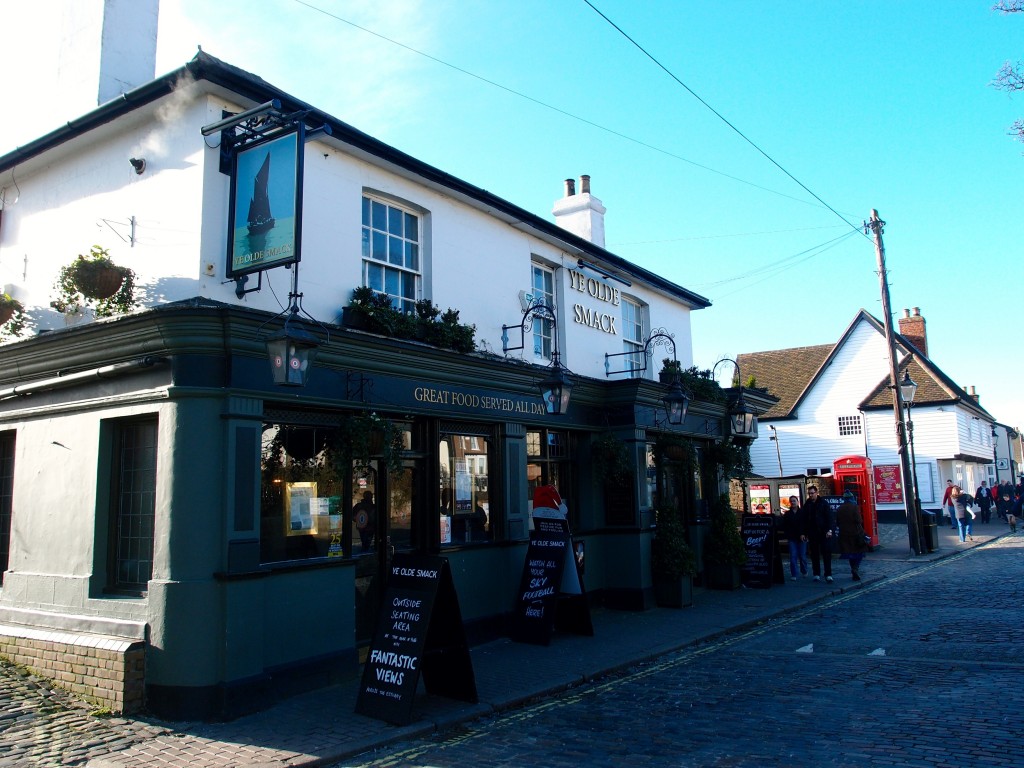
[354,457,423,650]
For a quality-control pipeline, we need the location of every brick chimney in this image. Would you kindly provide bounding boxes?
[898,307,927,356]
[552,174,606,248]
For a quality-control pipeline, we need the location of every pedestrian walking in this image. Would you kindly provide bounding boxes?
[804,485,834,583]
[975,481,993,524]
[996,489,1015,531]
[782,495,808,580]
[941,479,956,529]
[997,481,1015,520]
[951,486,975,543]
[836,490,869,581]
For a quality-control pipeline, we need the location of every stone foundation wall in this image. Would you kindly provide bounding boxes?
[0,624,145,713]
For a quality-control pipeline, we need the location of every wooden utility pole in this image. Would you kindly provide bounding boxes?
[865,210,922,555]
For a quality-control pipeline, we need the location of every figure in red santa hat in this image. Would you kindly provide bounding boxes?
[531,484,567,520]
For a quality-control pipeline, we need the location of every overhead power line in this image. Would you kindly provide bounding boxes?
[583,0,868,241]
[291,0,846,212]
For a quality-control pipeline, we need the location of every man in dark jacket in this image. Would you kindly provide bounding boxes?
[804,485,835,583]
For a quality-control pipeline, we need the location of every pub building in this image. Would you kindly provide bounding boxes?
[0,43,769,719]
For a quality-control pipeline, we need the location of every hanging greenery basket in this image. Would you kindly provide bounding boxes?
[75,260,126,299]
[0,293,27,339]
[50,245,137,318]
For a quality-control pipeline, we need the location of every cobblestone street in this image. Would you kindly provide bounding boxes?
[336,535,1024,767]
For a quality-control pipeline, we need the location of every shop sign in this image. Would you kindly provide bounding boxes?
[567,268,620,335]
[873,464,904,504]
[413,384,547,416]
[227,127,303,278]
[356,554,476,725]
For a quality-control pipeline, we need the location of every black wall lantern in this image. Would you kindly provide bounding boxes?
[605,328,690,426]
[713,357,758,441]
[260,265,327,388]
[502,300,574,415]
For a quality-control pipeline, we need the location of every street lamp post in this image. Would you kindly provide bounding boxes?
[992,424,999,485]
[900,371,926,553]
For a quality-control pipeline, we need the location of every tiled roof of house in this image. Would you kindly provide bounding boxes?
[737,344,833,419]
[738,309,993,421]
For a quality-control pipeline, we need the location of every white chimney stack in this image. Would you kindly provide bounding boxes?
[552,174,606,248]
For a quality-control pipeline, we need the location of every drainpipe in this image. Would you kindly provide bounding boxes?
[0,357,165,401]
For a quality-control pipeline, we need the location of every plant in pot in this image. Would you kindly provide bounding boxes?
[0,293,28,339]
[703,493,746,590]
[343,286,401,335]
[330,412,405,475]
[50,245,137,318]
[651,505,697,607]
[659,357,683,384]
[591,431,632,485]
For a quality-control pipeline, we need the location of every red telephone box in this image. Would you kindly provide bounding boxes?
[832,455,879,548]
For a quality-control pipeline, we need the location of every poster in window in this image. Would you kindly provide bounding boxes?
[227,127,304,278]
[285,482,316,533]
[778,485,802,512]
[873,464,904,504]
[749,483,772,514]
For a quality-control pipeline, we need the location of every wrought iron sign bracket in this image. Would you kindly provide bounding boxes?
[501,300,557,354]
[604,328,677,377]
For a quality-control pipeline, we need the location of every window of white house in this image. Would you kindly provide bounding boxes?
[361,195,421,313]
[531,263,555,360]
[837,415,862,436]
[621,297,645,378]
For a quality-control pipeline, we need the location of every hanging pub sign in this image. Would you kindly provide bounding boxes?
[355,553,477,726]
[226,126,304,278]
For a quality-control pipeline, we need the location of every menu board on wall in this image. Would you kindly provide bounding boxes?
[779,485,802,513]
[355,554,476,725]
[873,464,904,504]
[749,483,772,514]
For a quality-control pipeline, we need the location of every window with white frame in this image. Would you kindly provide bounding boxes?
[837,415,862,436]
[361,195,421,313]
[621,297,645,378]
[531,263,555,360]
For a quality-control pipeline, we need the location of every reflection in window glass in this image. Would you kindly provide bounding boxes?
[260,424,347,563]
[527,429,574,528]
[439,434,490,545]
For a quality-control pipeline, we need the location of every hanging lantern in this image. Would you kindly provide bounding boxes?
[538,353,573,415]
[266,321,320,387]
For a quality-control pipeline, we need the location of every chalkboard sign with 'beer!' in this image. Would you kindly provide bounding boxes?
[741,514,776,589]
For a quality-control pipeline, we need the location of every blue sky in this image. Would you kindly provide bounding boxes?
[5,1,1022,429]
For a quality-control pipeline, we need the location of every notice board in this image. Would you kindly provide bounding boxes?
[510,517,593,645]
[355,553,477,725]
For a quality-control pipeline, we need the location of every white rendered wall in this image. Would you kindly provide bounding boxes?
[2,87,698,380]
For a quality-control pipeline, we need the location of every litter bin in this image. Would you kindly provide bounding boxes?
[919,511,937,553]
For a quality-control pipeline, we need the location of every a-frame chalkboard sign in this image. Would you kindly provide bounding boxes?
[355,553,477,726]
[510,516,593,645]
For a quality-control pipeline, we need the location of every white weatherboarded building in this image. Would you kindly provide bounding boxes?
[739,309,997,520]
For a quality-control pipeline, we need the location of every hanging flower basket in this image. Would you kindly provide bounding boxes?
[0,305,14,325]
[74,260,126,300]
[50,245,137,318]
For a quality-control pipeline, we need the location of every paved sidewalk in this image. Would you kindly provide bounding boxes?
[0,520,1012,768]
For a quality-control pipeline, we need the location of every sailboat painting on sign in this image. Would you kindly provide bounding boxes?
[227,126,304,279]
[247,153,276,235]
